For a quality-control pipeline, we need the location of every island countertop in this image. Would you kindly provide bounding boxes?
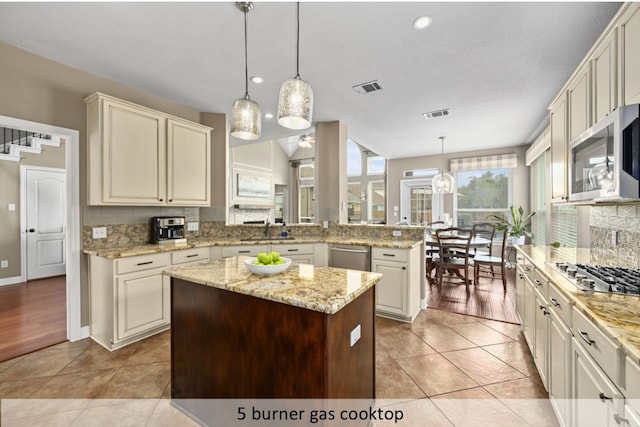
[163,256,382,314]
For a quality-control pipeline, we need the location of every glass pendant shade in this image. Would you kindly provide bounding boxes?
[432,172,454,194]
[432,136,454,194]
[230,95,261,140]
[277,76,313,130]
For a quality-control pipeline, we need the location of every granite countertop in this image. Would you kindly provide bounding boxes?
[83,237,423,259]
[517,245,640,365]
[163,256,383,314]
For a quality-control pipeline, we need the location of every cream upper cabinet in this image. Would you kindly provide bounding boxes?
[619,2,640,105]
[167,118,211,205]
[567,63,591,143]
[86,93,212,206]
[550,95,568,202]
[592,28,618,123]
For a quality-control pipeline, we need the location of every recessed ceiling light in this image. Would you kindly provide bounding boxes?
[413,16,432,30]
[264,113,273,119]
[250,76,263,84]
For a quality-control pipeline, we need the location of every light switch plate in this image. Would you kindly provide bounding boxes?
[323,221,328,229]
[187,222,199,232]
[8,203,16,211]
[0,260,8,268]
[92,227,107,239]
[350,324,361,347]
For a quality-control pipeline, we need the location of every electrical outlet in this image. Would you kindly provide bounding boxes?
[392,230,402,237]
[611,230,618,246]
[323,220,328,229]
[187,222,199,232]
[1,260,8,268]
[8,203,15,211]
[350,324,361,347]
[92,227,107,239]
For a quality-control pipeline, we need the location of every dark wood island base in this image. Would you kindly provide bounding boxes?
[171,278,375,399]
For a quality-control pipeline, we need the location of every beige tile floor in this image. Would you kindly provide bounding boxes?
[0,309,559,426]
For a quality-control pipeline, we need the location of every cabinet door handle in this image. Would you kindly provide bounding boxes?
[168,199,173,203]
[519,274,525,279]
[159,198,164,202]
[402,266,406,270]
[186,254,198,258]
[137,261,153,266]
[578,329,595,346]
[550,298,560,307]
[382,253,396,257]
[238,250,251,254]
[287,249,299,252]
[534,279,543,287]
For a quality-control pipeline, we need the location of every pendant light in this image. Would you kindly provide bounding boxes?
[277,2,313,130]
[230,2,261,140]
[432,136,454,193]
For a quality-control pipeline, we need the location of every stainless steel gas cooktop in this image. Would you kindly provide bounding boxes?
[551,262,640,296]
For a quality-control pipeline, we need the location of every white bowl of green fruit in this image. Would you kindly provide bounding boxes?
[244,252,292,276]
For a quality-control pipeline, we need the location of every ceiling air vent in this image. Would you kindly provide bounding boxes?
[423,108,450,120]
[352,80,382,94]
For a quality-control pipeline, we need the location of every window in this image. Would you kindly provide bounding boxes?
[298,161,314,223]
[347,140,362,177]
[368,180,385,222]
[455,168,511,230]
[530,152,547,246]
[409,186,433,225]
[367,156,385,175]
[347,182,362,223]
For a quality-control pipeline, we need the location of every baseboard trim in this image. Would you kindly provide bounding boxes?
[0,276,23,286]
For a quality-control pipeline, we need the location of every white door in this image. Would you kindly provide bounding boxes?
[25,167,66,279]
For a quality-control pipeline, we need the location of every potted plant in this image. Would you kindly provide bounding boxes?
[488,205,535,245]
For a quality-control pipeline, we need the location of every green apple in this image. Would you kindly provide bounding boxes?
[271,251,280,262]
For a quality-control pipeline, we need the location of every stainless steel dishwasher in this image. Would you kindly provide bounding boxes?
[328,244,371,272]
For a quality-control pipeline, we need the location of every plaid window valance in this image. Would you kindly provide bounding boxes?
[449,153,517,172]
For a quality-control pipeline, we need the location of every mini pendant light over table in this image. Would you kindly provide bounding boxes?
[432,136,454,193]
[230,2,261,140]
[277,2,313,130]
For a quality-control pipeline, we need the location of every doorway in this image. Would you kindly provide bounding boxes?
[0,114,81,347]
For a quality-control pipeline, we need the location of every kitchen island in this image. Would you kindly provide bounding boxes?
[163,256,382,399]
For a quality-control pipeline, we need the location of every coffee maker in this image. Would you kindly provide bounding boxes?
[151,216,186,245]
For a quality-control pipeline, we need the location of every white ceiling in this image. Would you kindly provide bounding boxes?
[0,2,622,159]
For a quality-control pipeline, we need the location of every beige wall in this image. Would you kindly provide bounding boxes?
[0,42,225,325]
[387,145,530,225]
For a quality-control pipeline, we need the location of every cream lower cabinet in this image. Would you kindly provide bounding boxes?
[86,92,211,206]
[372,246,420,323]
[572,337,624,427]
[89,252,172,351]
[275,243,315,265]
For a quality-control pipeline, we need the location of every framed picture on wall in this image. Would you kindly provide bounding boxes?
[236,171,271,199]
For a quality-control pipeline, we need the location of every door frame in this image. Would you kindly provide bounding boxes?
[20,165,66,281]
[1,114,82,342]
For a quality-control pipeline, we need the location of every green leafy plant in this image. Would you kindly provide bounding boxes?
[488,205,535,238]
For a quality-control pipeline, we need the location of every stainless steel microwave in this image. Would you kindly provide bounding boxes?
[568,104,640,202]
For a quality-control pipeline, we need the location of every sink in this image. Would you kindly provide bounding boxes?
[240,237,295,241]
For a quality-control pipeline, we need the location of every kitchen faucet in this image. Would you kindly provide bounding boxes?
[263,221,270,237]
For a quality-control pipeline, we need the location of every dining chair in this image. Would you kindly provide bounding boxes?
[434,227,473,289]
[425,221,445,281]
[473,229,508,291]
[471,222,496,257]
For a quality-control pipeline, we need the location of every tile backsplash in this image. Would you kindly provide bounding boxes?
[589,204,640,268]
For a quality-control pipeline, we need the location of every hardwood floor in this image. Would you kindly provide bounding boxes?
[426,266,519,324]
[0,276,67,362]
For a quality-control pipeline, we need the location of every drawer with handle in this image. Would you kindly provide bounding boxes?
[573,306,620,385]
[548,282,572,327]
[372,247,408,262]
[220,245,270,258]
[172,248,209,265]
[115,252,171,275]
[275,243,314,256]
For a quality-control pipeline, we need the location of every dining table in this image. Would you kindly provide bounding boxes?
[424,233,492,249]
